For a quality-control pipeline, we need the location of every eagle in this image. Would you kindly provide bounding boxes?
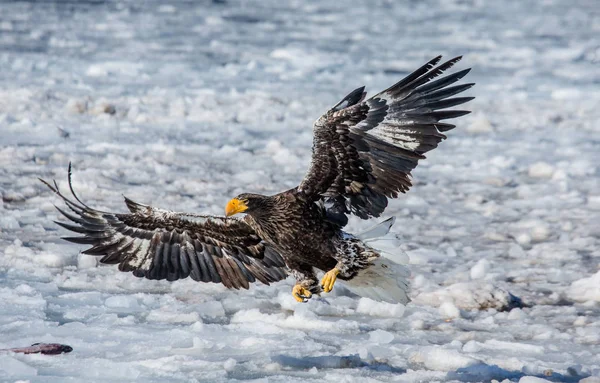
[43,56,473,304]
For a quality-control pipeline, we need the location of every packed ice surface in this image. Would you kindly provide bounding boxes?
[0,0,599,382]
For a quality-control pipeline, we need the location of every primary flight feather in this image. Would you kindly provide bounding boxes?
[44,55,473,303]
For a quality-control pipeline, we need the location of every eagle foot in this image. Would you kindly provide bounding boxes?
[321,268,340,293]
[292,284,312,303]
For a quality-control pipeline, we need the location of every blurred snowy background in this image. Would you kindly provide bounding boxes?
[0,0,599,382]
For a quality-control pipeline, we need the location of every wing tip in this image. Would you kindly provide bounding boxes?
[457,67,472,77]
[447,55,462,64]
[428,55,443,67]
[123,195,148,213]
[332,86,367,111]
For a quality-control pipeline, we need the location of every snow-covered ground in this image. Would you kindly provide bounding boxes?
[1,0,599,382]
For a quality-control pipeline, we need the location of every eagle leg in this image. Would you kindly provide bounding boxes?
[287,262,321,302]
[292,284,312,303]
[320,268,340,293]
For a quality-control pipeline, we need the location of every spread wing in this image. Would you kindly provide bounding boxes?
[298,55,474,219]
[41,170,287,289]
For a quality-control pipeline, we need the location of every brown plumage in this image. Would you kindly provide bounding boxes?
[43,55,473,303]
[40,172,287,290]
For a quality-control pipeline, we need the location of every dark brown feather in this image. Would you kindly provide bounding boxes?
[298,55,474,219]
[42,172,287,289]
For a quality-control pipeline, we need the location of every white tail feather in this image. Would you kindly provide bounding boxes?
[343,255,411,305]
[342,217,411,305]
[357,217,396,241]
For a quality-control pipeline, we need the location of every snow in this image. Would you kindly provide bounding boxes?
[528,162,556,179]
[355,298,406,318]
[439,301,462,319]
[368,329,394,344]
[470,258,491,280]
[567,271,600,303]
[466,113,494,134]
[409,346,480,372]
[519,377,553,383]
[0,0,599,382]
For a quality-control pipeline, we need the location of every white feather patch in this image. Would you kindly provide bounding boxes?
[343,255,410,305]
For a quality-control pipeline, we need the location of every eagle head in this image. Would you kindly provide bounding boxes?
[225,193,266,217]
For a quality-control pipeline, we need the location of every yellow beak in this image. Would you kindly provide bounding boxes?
[225,198,248,217]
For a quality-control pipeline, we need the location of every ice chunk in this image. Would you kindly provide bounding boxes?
[86,65,108,77]
[528,162,554,178]
[439,301,461,319]
[566,271,600,302]
[0,216,20,229]
[414,282,523,311]
[223,358,237,371]
[470,259,491,279]
[518,377,553,383]
[77,253,98,269]
[147,310,200,324]
[368,329,394,344]
[0,355,37,377]
[66,98,88,114]
[407,248,446,264]
[105,296,140,310]
[466,113,493,133]
[551,88,582,100]
[196,301,225,318]
[409,347,480,371]
[356,298,406,317]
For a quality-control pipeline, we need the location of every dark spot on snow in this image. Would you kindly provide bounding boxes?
[448,363,588,382]
[223,14,264,24]
[58,127,70,138]
[271,354,406,373]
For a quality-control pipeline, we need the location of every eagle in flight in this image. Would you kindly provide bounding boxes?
[43,56,473,304]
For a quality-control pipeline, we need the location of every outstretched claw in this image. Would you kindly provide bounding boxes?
[292,284,312,303]
[321,268,340,293]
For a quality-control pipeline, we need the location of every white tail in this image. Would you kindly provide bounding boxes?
[343,217,411,305]
[357,217,396,241]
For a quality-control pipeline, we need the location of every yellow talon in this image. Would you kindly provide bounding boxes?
[321,268,340,293]
[292,284,312,303]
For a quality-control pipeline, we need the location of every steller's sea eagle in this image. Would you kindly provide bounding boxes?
[42,55,473,304]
